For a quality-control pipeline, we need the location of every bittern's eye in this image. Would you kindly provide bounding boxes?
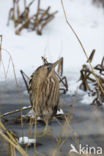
[47,66,51,72]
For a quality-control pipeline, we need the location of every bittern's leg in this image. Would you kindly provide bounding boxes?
[44,119,50,134]
[59,88,67,94]
[20,70,33,106]
[59,76,68,94]
[20,70,30,92]
[37,119,52,137]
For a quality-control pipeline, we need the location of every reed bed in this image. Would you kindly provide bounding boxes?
[92,0,104,7]
[7,0,57,35]
[0,0,103,155]
[79,50,104,105]
[60,0,104,96]
[0,35,81,156]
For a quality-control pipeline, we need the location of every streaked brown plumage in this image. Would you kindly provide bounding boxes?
[28,58,63,122]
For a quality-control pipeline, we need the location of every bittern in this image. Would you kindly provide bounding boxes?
[28,57,63,135]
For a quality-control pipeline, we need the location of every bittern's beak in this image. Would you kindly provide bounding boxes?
[52,57,63,75]
[52,57,63,68]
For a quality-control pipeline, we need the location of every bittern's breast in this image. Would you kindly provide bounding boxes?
[29,70,60,118]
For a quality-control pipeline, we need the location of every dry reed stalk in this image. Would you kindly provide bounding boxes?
[0,106,31,118]
[79,51,104,105]
[0,35,2,62]
[8,142,16,156]
[37,10,58,35]
[15,16,32,35]
[34,0,41,33]
[28,0,35,7]
[1,50,11,81]
[5,57,11,79]
[13,0,17,27]
[2,48,25,143]
[0,127,28,156]
[52,88,78,156]
[60,0,104,95]
[38,6,50,23]
[8,0,57,35]
[25,116,33,152]
[1,60,7,80]
[33,86,40,156]
[16,0,20,25]
[34,0,40,27]
[37,15,54,35]
[1,60,8,93]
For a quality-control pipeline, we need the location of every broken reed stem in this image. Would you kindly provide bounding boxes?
[25,116,33,152]
[0,106,32,118]
[37,0,40,13]
[28,0,35,8]
[0,127,28,156]
[15,16,33,35]
[0,121,17,144]
[60,0,104,95]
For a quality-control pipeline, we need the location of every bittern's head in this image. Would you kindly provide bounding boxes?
[44,58,62,76]
[37,59,59,79]
[42,62,56,77]
[36,57,63,82]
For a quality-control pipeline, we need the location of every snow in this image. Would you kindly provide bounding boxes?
[18,136,35,145]
[0,0,104,104]
[81,93,96,105]
[26,109,41,120]
[57,109,64,115]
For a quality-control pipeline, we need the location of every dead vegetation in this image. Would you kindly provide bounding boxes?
[61,0,104,106]
[0,35,29,156]
[0,35,2,61]
[0,0,104,155]
[0,35,71,156]
[79,50,104,105]
[7,0,58,35]
[0,56,68,123]
[92,0,104,7]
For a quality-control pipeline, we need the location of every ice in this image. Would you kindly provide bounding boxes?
[27,108,64,118]
[26,109,41,120]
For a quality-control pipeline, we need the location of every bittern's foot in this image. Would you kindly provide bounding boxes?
[37,127,52,137]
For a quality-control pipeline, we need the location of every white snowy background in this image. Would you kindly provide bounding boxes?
[0,0,104,104]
